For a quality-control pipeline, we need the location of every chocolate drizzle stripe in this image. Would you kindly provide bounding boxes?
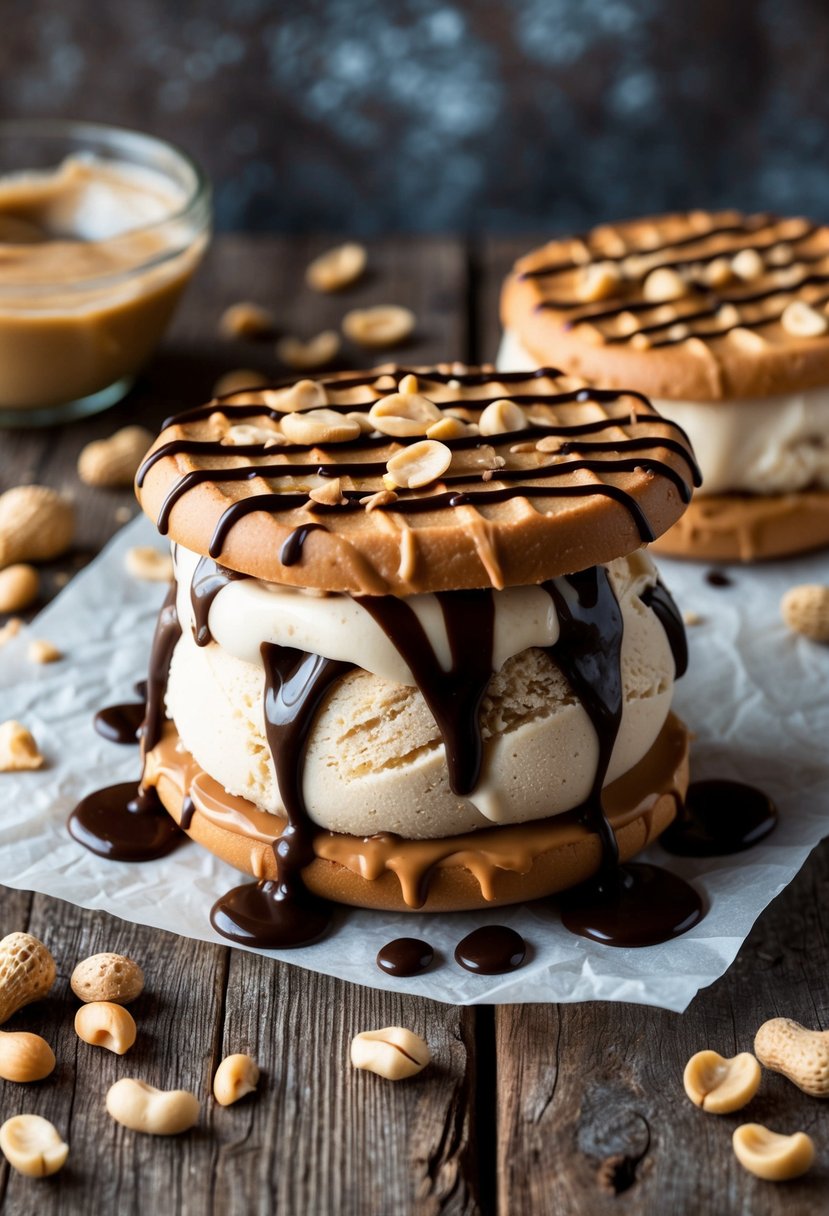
[141,583,182,752]
[190,556,247,647]
[280,523,328,566]
[641,582,688,678]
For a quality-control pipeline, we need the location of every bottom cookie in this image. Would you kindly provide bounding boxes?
[142,713,690,913]
[651,489,829,562]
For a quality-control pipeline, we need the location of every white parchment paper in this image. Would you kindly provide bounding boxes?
[1,515,828,1010]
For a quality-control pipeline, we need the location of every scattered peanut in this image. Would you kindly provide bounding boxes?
[683,1050,761,1113]
[0,1031,56,1082]
[71,953,144,1005]
[0,721,44,772]
[643,267,687,302]
[0,485,74,568]
[305,242,366,293]
[781,300,828,338]
[77,426,154,489]
[425,416,479,441]
[579,261,621,302]
[276,330,340,370]
[27,639,62,664]
[350,1027,430,1081]
[308,477,347,507]
[755,1017,829,1097]
[342,305,415,349]
[213,1053,260,1106]
[479,398,528,437]
[732,1124,814,1182]
[0,1115,68,1178]
[267,378,328,414]
[360,489,398,511]
[219,302,275,340]
[683,610,703,627]
[114,505,133,525]
[0,564,39,613]
[0,618,22,647]
[281,408,361,446]
[368,392,442,437]
[125,547,174,583]
[223,424,285,447]
[731,249,765,281]
[74,1002,137,1055]
[213,369,270,398]
[0,933,56,1024]
[384,440,451,489]
[780,584,829,643]
[106,1078,200,1135]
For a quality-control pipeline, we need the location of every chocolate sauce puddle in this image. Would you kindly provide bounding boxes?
[545,568,703,946]
[70,584,186,863]
[356,591,495,795]
[190,555,247,646]
[454,925,526,974]
[209,643,352,948]
[377,938,434,977]
[662,779,777,857]
[705,570,733,588]
[93,702,145,745]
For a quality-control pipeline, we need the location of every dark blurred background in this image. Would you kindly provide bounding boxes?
[3,0,828,234]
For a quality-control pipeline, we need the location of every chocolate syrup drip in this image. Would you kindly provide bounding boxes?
[190,555,246,646]
[559,862,704,948]
[70,585,184,864]
[134,679,148,701]
[93,703,145,745]
[180,795,196,832]
[454,925,526,974]
[705,569,733,588]
[356,590,495,795]
[68,783,183,862]
[376,938,434,977]
[280,523,328,567]
[544,569,703,946]
[641,582,688,678]
[209,643,353,949]
[662,779,777,857]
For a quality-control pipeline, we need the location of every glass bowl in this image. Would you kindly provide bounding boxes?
[0,119,211,427]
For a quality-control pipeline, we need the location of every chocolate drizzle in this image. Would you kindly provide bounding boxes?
[662,779,777,857]
[209,643,353,948]
[190,555,246,646]
[280,523,328,567]
[641,581,688,678]
[356,590,495,795]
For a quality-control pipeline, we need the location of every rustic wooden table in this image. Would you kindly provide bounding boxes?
[1,236,827,1216]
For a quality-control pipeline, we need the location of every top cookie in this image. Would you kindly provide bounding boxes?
[502,211,829,400]
[135,365,698,595]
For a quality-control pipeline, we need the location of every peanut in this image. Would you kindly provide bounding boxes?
[74,1001,136,1055]
[219,302,275,339]
[77,426,154,489]
[731,249,765,281]
[266,378,328,414]
[305,242,366,293]
[125,547,174,583]
[0,485,74,569]
[683,1050,761,1113]
[385,440,451,489]
[106,1078,200,1135]
[0,618,22,647]
[308,477,347,507]
[368,392,442,438]
[643,267,687,303]
[0,564,38,613]
[781,300,828,338]
[479,398,528,437]
[342,305,415,349]
[781,584,829,643]
[0,934,56,1024]
[213,369,270,398]
[223,424,285,447]
[754,1017,829,1097]
[425,416,479,441]
[732,1124,814,1182]
[27,639,62,664]
[0,721,44,772]
[0,1115,68,1178]
[70,952,144,1005]
[350,1027,430,1080]
[276,330,340,370]
[281,408,361,446]
[704,257,733,288]
[213,1053,260,1106]
[0,1031,56,1082]
[579,261,621,302]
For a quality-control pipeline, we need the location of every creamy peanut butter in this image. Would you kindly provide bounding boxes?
[0,155,207,415]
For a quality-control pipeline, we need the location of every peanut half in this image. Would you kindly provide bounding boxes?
[683,1050,761,1113]
[479,398,528,437]
[125,547,174,583]
[643,267,687,303]
[71,952,144,1005]
[385,440,451,490]
[0,1115,68,1178]
[305,242,367,293]
[755,1017,829,1097]
[27,639,63,664]
[0,933,56,1024]
[350,1027,430,1081]
[213,1053,260,1106]
[368,392,443,438]
[106,1078,200,1135]
[75,1002,137,1055]
[0,564,39,614]
[213,369,270,398]
[0,485,74,568]
[579,261,621,303]
[0,1031,56,1082]
[732,1124,815,1182]
[781,300,828,338]
[77,426,154,489]
[342,305,415,349]
[0,721,44,772]
[219,302,275,340]
[281,408,361,446]
[276,330,340,371]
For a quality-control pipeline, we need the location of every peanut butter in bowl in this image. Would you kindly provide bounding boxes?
[0,120,211,426]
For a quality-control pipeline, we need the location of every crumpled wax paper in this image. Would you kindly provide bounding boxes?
[1,514,828,1009]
